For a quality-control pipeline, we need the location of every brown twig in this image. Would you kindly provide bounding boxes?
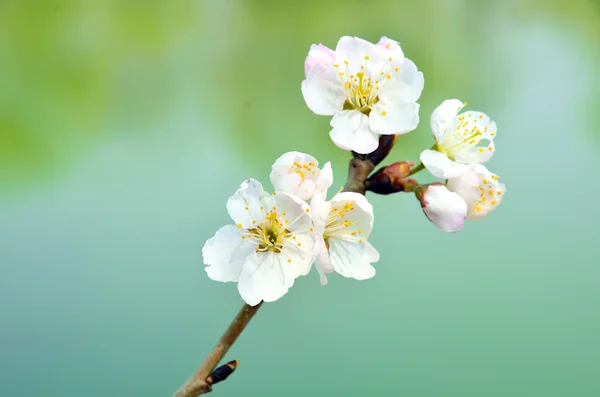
[344,135,398,194]
[172,302,263,397]
[174,134,398,396]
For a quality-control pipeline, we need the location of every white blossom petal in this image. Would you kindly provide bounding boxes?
[430,99,464,142]
[301,64,345,115]
[206,179,317,305]
[448,164,506,220]
[334,36,376,71]
[453,140,495,164]
[318,191,378,281]
[330,192,374,233]
[274,191,314,234]
[420,184,468,233]
[330,110,378,154]
[315,161,333,194]
[203,225,255,282]
[237,252,296,306]
[446,168,481,208]
[380,58,424,104]
[376,36,405,59]
[328,238,376,280]
[363,241,380,263]
[314,237,335,286]
[282,233,315,277]
[226,179,268,228]
[420,149,467,179]
[370,100,419,135]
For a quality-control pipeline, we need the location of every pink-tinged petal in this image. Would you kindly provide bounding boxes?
[376,36,405,59]
[237,252,296,306]
[203,225,255,282]
[270,151,326,201]
[305,43,335,75]
[370,100,419,135]
[446,167,481,208]
[330,110,378,154]
[430,99,464,142]
[420,184,468,233]
[301,64,345,115]
[420,149,467,179]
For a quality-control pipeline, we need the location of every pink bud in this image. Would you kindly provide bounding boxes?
[304,44,335,75]
[419,183,468,233]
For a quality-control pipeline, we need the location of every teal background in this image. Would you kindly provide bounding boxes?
[1,1,600,396]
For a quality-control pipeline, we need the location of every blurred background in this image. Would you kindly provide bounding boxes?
[1,0,600,396]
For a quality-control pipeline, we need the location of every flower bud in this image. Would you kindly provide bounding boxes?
[365,161,416,194]
[417,183,468,233]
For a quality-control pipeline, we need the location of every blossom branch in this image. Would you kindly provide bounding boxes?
[172,302,263,397]
[344,135,398,194]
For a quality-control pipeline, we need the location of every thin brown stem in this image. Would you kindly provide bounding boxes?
[344,158,375,194]
[172,302,263,397]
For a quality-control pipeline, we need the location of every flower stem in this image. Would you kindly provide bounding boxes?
[407,162,425,177]
[172,302,263,397]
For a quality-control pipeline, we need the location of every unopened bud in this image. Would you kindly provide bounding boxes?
[417,183,468,233]
[365,161,417,194]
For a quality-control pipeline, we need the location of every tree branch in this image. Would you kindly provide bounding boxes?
[344,135,398,194]
[172,302,263,397]
[174,135,398,396]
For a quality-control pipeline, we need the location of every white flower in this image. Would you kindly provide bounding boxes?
[420,99,497,179]
[269,151,333,201]
[310,189,379,286]
[447,164,506,220]
[202,179,317,306]
[301,36,424,155]
[418,183,468,233]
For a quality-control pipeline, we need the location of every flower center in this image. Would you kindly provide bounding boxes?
[438,114,493,158]
[242,206,309,256]
[334,56,400,116]
[341,71,381,115]
[245,211,290,254]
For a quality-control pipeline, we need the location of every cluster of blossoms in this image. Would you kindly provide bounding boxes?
[203,152,378,305]
[203,35,505,305]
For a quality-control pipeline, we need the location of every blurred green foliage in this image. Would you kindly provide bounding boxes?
[1,1,600,397]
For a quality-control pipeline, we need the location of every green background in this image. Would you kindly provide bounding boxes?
[1,1,600,396]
